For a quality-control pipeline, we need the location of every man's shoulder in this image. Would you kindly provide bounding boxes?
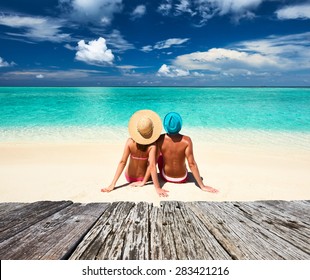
[181,134,192,143]
[158,133,192,143]
[156,134,165,147]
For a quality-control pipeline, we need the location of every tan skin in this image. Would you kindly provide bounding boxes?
[157,133,219,193]
[101,138,169,197]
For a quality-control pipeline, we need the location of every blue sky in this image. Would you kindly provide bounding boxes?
[0,0,310,86]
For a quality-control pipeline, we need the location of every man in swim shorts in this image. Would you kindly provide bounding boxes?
[157,112,219,193]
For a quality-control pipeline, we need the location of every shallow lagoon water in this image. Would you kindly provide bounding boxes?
[1,87,309,148]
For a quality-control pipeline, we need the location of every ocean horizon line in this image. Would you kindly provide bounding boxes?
[1,85,310,89]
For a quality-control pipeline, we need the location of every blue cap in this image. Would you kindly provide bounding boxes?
[163,112,182,134]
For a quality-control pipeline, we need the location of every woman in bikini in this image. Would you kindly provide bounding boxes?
[101,109,169,197]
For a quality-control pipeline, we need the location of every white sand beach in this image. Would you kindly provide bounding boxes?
[1,136,310,207]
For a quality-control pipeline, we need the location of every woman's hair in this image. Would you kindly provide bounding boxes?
[136,143,149,152]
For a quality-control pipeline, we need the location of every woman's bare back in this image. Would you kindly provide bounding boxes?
[127,139,150,177]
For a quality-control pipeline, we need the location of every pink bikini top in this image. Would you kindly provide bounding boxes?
[130,154,148,161]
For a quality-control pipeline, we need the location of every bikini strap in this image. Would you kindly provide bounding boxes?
[130,154,148,160]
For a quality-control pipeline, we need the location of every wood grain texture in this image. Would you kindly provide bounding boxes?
[0,202,108,259]
[0,201,73,243]
[1,200,309,260]
[188,201,310,260]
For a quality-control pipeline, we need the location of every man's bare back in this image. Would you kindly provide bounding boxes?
[158,112,218,193]
[157,133,189,178]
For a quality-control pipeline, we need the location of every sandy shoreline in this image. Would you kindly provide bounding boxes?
[1,140,310,207]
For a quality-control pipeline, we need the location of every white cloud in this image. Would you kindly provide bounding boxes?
[59,0,123,25]
[210,0,262,15]
[2,69,103,80]
[154,38,189,49]
[0,14,71,42]
[116,65,142,76]
[175,0,194,15]
[142,38,189,52]
[276,4,310,20]
[100,17,111,25]
[161,32,310,78]
[235,32,310,70]
[192,71,205,77]
[157,64,189,77]
[116,65,149,76]
[64,43,77,50]
[131,5,146,19]
[106,30,135,53]
[141,45,153,52]
[117,65,140,70]
[0,56,14,67]
[173,48,280,71]
[158,0,173,15]
[75,37,114,65]
[157,0,263,23]
[0,15,44,27]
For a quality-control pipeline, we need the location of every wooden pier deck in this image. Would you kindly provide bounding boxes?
[0,200,309,260]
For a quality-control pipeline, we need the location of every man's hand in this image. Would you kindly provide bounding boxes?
[201,185,219,193]
[155,187,169,197]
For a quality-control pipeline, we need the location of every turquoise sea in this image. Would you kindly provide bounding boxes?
[1,87,310,147]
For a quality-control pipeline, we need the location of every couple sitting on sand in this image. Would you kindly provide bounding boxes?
[101,110,218,197]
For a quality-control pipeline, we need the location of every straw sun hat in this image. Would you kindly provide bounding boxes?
[128,110,162,145]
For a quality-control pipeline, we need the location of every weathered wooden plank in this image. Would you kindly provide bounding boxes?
[95,202,139,260]
[162,201,195,260]
[232,202,310,254]
[69,202,136,260]
[0,203,108,260]
[0,201,73,243]
[160,201,228,260]
[167,201,202,259]
[68,202,115,260]
[71,201,232,260]
[149,205,163,260]
[160,201,179,260]
[189,202,310,260]
[79,202,151,260]
[1,200,309,260]
[254,200,310,225]
[213,201,309,260]
[176,202,232,260]
[187,202,247,260]
[0,203,28,215]
[121,202,151,260]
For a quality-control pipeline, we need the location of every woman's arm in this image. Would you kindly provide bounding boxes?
[148,145,169,197]
[140,141,162,185]
[101,138,131,192]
